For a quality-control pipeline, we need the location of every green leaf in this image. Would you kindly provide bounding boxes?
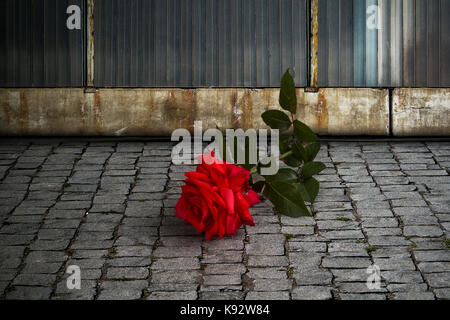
[263,181,311,217]
[293,120,318,143]
[261,110,292,131]
[306,142,321,162]
[279,70,297,114]
[301,161,326,179]
[292,140,308,162]
[264,168,298,183]
[283,154,302,167]
[296,178,320,203]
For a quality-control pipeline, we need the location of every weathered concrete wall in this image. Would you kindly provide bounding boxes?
[392,89,450,136]
[0,88,390,136]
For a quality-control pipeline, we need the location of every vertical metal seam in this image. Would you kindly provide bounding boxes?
[87,0,94,86]
[439,0,441,86]
[310,0,318,87]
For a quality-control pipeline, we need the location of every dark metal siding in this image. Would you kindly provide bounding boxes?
[318,0,450,87]
[0,0,85,87]
[94,0,308,87]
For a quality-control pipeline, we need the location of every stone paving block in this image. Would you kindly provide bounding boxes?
[202,251,243,264]
[339,293,386,300]
[373,257,416,271]
[106,267,149,280]
[381,271,424,284]
[393,292,435,300]
[251,279,292,291]
[321,230,365,240]
[322,257,371,269]
[248,256,289,267]
[22,262,62,274]
[246,291,289,300]
[151,258,199,270]
[403,226,444,237]
[368,236,412,247]
[293,270,332,285]
[414,250,450,262]
[357,209,394,218]
[337,282,387,293]
[5,286,52,300]
[245,242,285,256]
[98,289,142,300]
[292,286,332,300]
[423,272,450,288]
[331,269,368,282]
[418,262,450,273]
[247,268,287,280]
[387,283,428,292]
[288,242,327,253]
[146,291,197,300]
[151,270,201,284]
[203,275,242,286]
[204,264,246,275]
[13,274,56,286]
[199,291,244,300]
[434,288,450,300]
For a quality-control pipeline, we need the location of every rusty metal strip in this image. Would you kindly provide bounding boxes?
[310,0,318,88]
[87,0,95,87]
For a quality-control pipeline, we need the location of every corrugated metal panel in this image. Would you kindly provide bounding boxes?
[0,0,85,87]
[318,0,450,87]
[94,0,308,87]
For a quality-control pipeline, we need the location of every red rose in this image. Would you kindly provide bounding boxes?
[175,152,260,240]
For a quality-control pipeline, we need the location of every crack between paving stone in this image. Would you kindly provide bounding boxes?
[48,142,90,299]
[145,147,174,300]
[67,142,116,300]
[421,142,448,238]
[2,142,59,299]
[387,142,435,299]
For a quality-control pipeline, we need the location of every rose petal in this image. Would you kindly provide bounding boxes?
[244,190,260,207]
[219,187,235,215]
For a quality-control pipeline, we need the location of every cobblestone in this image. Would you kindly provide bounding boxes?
[0,139,449,300]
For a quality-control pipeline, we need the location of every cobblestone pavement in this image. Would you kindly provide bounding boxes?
[0,138,449,300]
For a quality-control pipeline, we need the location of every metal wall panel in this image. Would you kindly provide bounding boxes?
[0,0,85,87]
[94,0,308,87]
[318,0,450,87]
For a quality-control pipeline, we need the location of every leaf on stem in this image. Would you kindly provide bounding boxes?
[279,70,297,114]
[296,177,320,203]
[293,120,318,143]
[261,110,292,131]
[301,161,326,179]
[263,180,311,217]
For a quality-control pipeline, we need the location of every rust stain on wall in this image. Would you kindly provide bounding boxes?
[239,90,254,130]
[317,90,329,132]
[93,92,102,134]
[230,90,239,129]
[1,101,11,125]
[263,90,272,110]
[18,91,29,134]
[183,89,197,131]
